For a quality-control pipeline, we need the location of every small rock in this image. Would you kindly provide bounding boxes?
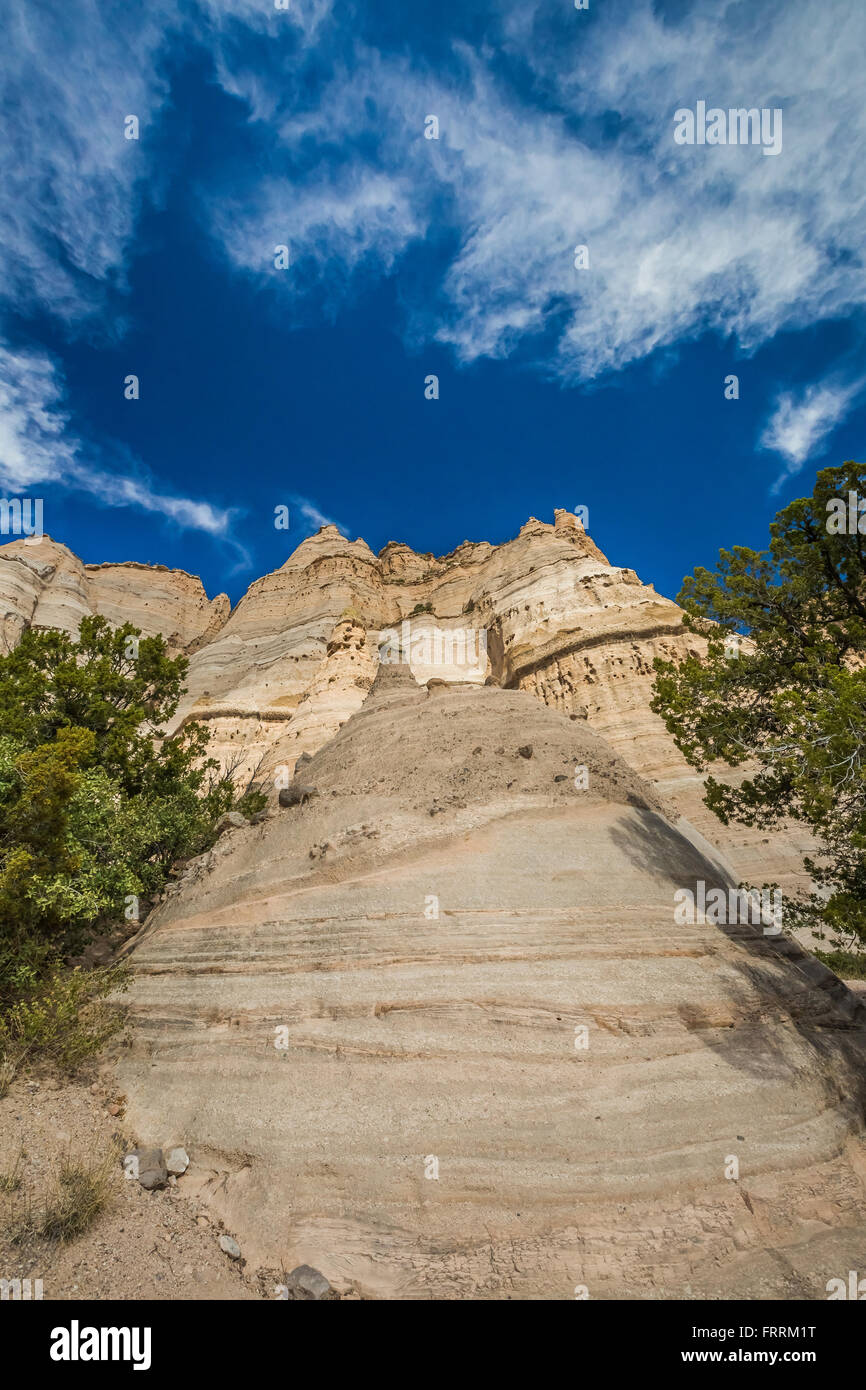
[215,811,248,835]
[279,783,319,809]
[90,1082,100,1095]
[284,1264,334,1300]
[517,745,533,759]
[165,1146,189,1175]
[128,1147,168,1190]
[554,774,567,783]
[219,1234,241,1259]
[108,1103,121,1116]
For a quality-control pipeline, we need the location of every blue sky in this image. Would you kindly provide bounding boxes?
[1,0,864,605]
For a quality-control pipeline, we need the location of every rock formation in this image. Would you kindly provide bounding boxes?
[4,517,866,1297]
[0,536,228,655]
[114,673,866,1298]
[0,517,809,895]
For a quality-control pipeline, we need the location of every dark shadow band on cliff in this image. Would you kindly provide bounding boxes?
[608,806,866,1112]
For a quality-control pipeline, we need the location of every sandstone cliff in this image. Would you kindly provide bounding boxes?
[0,536,229,655]
[0,515,808,897]
[4,520,864,1298]
[114,671,866,1298]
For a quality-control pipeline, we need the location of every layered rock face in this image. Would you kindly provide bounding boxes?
[115,674,866,1298]
[6,520,865,1297]
[0,516,808,894]
[0,536,228,655]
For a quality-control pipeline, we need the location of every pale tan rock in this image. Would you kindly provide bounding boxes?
[116,677,866,1299]
[85,560,228,652]
[0,514,813,893]
[0,535,226,654]
[0,536,91,646]
[1,517,862,1298]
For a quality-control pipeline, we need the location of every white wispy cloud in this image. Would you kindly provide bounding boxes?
[761,378,865,491]
[0,0,248,549]
[211,166,421,305]
[0,345,246,556]
[0,0,338,558]
[198,0,333,40]
[288,495,348,535]
[0,0,178,325]
[2,0,865,543]
[0,348,76,492]
[205,0,866,388]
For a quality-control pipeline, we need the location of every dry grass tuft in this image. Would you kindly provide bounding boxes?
[7,1143,118,1245]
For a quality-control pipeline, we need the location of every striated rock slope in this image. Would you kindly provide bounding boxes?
[115,670,866,1298]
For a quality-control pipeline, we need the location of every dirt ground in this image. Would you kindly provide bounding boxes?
[0,1063,263,1301]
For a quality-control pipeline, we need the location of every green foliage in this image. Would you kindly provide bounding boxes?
[0,617,187,780]
[0,962,131,1087]
[814,949,866,981]
[237,789,267,819]
[651,460,866,952]
[0,615,260,1071]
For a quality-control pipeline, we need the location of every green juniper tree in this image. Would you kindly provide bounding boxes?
[651,461,866,962]
[0,617,265,1074]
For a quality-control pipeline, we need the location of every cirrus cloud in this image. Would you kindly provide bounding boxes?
[761,377,865,491]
